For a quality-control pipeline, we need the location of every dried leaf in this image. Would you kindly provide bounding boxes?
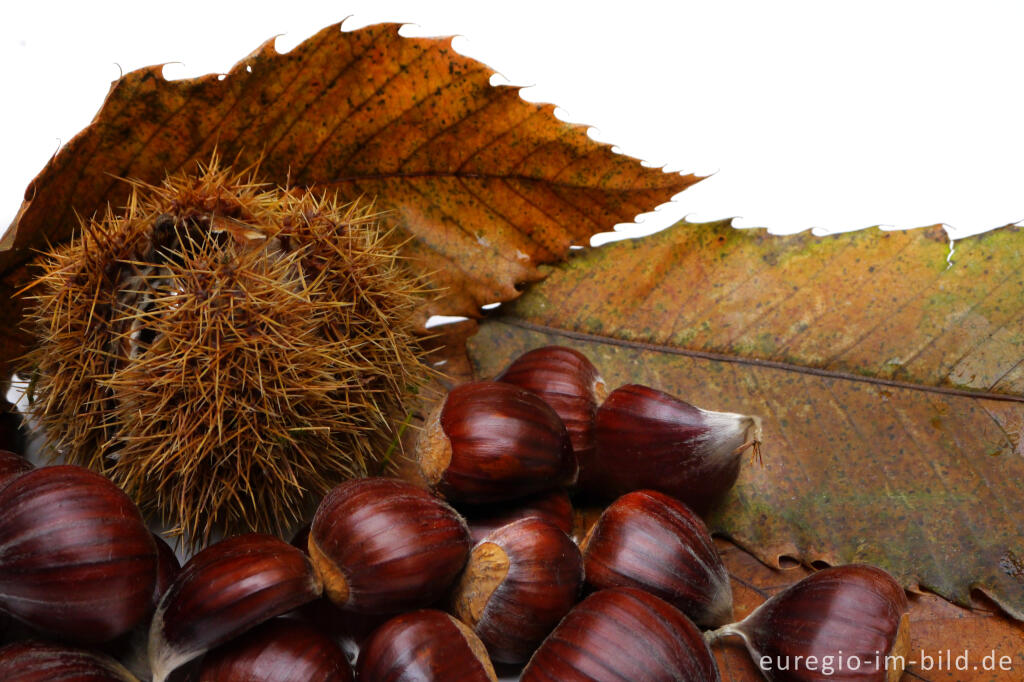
[468,220,1024,620]
[0,21,696,381]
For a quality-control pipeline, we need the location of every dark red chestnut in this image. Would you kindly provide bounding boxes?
[496,346,606,475]
[450,517,583,663]
[199,618,353,681]
[151,533,182,610]
[0,465,157,643]
[308,477,471,614]
[705,564,910,682]
[415,381,576,504]
[0,641,140,681]
[521,587,720,682]
[588,384,761,512]
[148,533,323,682]
[461,488,574,546]
[580,489,732,628]
[357,610,497,681]
[0,449,31,486]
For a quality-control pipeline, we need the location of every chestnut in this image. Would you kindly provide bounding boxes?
[705,564,910,682]
[0,641,140,681]
[0,465,157,643]
[588,384,761,512]
[199,618,353,681]
[461,488,574,546]
[415,381,576,504]
[450,517,583,663]
[580,489,732,628]
[308,477,471,614]
[521,587,720,682]
[0,449,31,486]
[151,533,182,610]
[148,533,323,682]
[357,609,497,681]
[496,346,606,477]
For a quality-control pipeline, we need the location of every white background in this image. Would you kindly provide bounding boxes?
[3,0,1023,247]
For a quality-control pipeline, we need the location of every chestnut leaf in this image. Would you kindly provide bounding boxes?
[469,218,1024,623]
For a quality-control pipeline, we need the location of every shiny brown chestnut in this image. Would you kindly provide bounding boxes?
[705,564,910,682]
[151,533,182,610]
[581,489,732,628]
[199,618,353,682]
[521,587,720,682]
[588,384,761,512]
[0,641,140,681]
[451,517,583,664]
[357,609,497,682]
[0,465,157,643]
[0,449,31,486]
[461,488,574,546]
[149,533,323,682]
[415,381,576,504]
[496,346,606,476]
[309,477,471,614]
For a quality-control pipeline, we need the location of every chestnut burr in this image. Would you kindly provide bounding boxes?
[588,384,761,512]
[309,477,471,614]
[705,564,910,682]
[521,587,720,682]
[0,465,157,643]
[199,618,353,682]
[0,641,140,681]
[357,610,498,682]
[581,489,733,628]
[415,381,576,504]
[496,346,606,476]
[148,533,323,682]
[450,517,584,663]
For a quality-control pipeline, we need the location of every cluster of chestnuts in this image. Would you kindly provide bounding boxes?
[0,346,910,681]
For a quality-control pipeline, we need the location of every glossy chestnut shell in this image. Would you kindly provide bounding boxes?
[357,609,497,681]
[451,517,583,663]
[521,587,719,682]
[149,533,322,682]
[461,489,573,546]
[581,489,732,627]
[496,346,605,476]
[589,384,759,512]
[707,564,910,682]
[0,641,140,681]
[199,618,353,681]
[309,477,471,614]
[0,465,157,643]
[416,381,575,504]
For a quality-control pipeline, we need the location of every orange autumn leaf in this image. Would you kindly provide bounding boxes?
[0,21,697,380]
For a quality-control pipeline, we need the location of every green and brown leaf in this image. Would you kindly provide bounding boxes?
[468,220,1024,621]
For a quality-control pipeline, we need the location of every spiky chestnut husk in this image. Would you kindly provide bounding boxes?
[588,384,762,512]
[22,159,433,546]
[0,641,140,682]
[521,587,720,682]
[580,489,733,628]
[704,564,910,682]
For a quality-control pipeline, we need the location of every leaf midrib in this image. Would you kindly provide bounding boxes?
[493,316,1024,404]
